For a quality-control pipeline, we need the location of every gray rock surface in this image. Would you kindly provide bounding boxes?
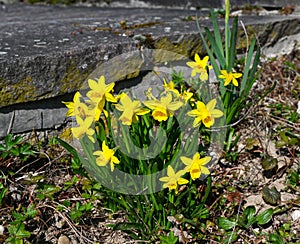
[0,3,299,138]
[2,0,299,8]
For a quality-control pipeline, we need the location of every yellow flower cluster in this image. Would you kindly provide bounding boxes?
[62,76,121,171]
[187,53,243,86]
[62,76,116,143]
[62,65,224,180]
[159,152,211,194]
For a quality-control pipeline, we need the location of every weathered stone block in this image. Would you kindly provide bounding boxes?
[0,4,299,138]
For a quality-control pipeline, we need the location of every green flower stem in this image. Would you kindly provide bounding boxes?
[200,174,212,208]
[225,0,230,68]
[225,127,235,151]
[120,124,131,154]
[168,191,174,204]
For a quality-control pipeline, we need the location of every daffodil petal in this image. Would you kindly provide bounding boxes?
[105,82,115,93]
[180,156,193,167]
[167,101,183,111]
[194,53,201,63]
[105,93,117,103]
[167,165,175,177]
[211,109,224,118]
[178,178,189,185]
[206,99,217,111]
[201,166,210,175]
[198,156,211,166]
[233,73,242,78]
[187,109,201,117]
[135,108,150,115]
[144,100,161,110]
[88,79,98,90]
[232,78,239,86]
[193,117,202,127]
[159,176,170,182]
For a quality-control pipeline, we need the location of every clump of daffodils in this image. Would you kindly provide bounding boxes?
[62,56,227,192]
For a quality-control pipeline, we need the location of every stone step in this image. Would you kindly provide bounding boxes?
[2,0,300,8]
[0,3,299,137]
[95,0,300,9]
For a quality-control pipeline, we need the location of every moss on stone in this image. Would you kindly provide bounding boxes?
[0,76,36,107]
[60,61,87,93]
[59,127,73,142]
[0,60,90,108]
[154,36,201,58]
[236,25,257,50]
[93,52,143,83]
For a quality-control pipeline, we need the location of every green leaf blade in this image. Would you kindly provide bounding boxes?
[218,217,236,230]
[256,208,274,225]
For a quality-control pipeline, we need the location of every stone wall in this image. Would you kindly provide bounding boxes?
[1,0,299,8]
[0,3,299,138]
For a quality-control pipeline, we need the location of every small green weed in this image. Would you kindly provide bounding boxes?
[37,184,61,200]
[286,164,300,191]
[270,103,299,123]
[6,204,38,243]
[158,232,179,244]
[218,205,274,242]
[69,201,94,222]
[0,134,34,161]
[268,222,299,244]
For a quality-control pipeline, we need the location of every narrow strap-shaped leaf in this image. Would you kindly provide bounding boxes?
[243,45,261,97]
[205,27,226,67]
[248,46,261,80]
[240,38,256,93]
[240,64,261,104]
[81,135,96,163]
[196,15,224,97]
[56,137,79,159]
[209,8,224,59]
[229,16,238,71]
[226,96,244,124]
[197,174,212,210]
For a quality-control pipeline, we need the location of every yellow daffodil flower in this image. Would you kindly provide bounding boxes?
[71,116,95,143]
[180,91,194,104]
[115,93,150,125]
[86,76,117,121]
[159,165,189,194]
[187,99,223,128]
[186,54,212,81]
[218,70,242,87]
[180,153,211,180]
[93,141,120,172]
[62,91,89,118]
[163,79,180,95]
[144,93,183,122]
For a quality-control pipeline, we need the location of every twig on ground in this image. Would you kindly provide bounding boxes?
[269,115,300,132]
[227,194,243,244]
[41,204,95,243]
